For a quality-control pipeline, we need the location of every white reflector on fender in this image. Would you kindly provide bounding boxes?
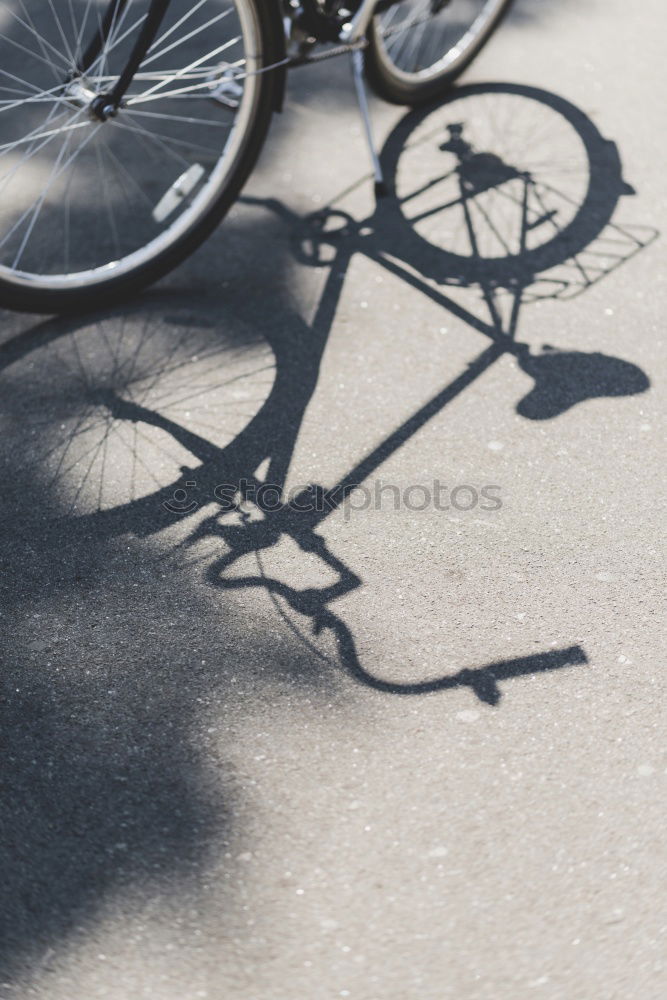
[152,164,205,224]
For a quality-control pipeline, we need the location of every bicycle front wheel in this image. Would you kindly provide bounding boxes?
[0,0,282,313]
[366,0,512,105]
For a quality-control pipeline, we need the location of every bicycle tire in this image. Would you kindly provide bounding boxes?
[0,0,285,315]
[365,0,513,105]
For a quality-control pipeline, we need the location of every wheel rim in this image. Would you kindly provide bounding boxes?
[0,0,260,291]
[373,0,507,83]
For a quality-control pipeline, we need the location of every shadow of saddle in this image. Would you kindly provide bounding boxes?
[515,345,650,419]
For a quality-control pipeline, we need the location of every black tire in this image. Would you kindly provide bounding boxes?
[0,0,285,315]
[365,0,513,105]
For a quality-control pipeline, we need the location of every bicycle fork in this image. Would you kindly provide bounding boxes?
[74,0,172,120]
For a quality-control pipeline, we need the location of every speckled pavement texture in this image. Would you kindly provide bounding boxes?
[0,1,665,998]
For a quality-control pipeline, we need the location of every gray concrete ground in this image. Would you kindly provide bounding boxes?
[1,1,665,998]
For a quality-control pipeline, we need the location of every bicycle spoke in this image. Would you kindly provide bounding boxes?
[131,35,243,105]
[45,0,77,67]
[0,21,68,81]
[0,84,66,117]
[0,108,74,193]
[141,8,235,68]
[9,0,73,72]
[387,0,431,60]
[0,0,262,291]
[10,124,79,267]
[0,117,91,154]
[110,113,222,159]
[147,0,212,57]
[126,74,245,105]
[91,2,143,80]
[127,107,233,128]
[97,132,156,210]
[1,115,99,258]
[95,141,121,258]
[74,0,104,62]
[0,63,64,101]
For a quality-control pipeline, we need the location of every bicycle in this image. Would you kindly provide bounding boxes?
[0,0,513,314]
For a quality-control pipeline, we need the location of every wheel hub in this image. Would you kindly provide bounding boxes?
[62,77,118,121]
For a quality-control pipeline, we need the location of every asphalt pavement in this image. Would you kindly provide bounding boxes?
[0,1,665,998]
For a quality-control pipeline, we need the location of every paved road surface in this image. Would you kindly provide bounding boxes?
[1,1,665,998]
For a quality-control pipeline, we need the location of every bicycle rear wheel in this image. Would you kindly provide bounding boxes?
[366,0,512,105]
[0,0,282,314]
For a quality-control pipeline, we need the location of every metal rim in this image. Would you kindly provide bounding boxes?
[0,0,262,292]
[373,0,507,84]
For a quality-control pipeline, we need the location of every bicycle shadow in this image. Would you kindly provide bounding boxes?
[191,83,653,696]
[0,79,658,987]
[1,83,656,708]
[175,84,655,700]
